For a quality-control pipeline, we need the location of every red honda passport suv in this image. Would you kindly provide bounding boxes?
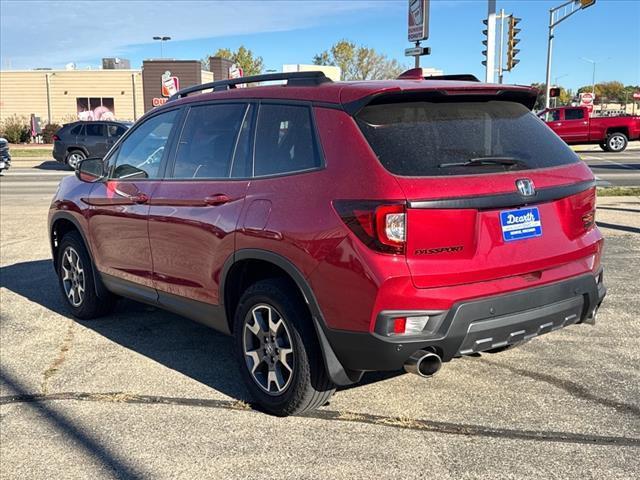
[49,70,606,416]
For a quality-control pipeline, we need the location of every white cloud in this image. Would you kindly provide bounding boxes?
[0,0,394,68]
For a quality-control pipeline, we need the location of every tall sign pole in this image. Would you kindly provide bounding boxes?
[545,0,597,109]
[406,0,430,69]
[485,0,496,83]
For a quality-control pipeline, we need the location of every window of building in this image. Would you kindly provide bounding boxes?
[77,97,115,121]
[254,104,321,177]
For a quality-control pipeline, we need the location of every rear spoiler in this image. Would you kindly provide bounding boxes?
[397,69,480,82]
[343,86,539,116]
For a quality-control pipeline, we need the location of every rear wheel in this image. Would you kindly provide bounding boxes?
[57,231,116,319]
[233,279,335,416]
[605,132,628,152]
[65,150,86,169]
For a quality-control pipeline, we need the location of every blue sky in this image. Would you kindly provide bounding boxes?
[1,0,638,90]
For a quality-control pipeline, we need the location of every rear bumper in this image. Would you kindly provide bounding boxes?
[324,271,606,372]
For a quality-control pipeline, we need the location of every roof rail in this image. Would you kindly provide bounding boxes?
[397,68,480,82]
[168,71,332,101]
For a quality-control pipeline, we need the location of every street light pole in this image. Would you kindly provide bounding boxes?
[152,36,171,58]
[544,0,596,109]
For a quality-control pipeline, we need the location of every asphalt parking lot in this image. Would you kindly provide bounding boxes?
[1,163,639,479]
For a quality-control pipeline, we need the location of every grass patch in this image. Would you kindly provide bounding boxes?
[9,148,53,157]
[597,186,640,197]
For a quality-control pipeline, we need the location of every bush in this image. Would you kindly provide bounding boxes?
[0,115,30,143]
[42,123,61,143]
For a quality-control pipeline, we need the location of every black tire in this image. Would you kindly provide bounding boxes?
[599,142,608,152]
[233,278,335,416]
[56,231,116,319]
[605,132,628,152]
[65,149,86,169]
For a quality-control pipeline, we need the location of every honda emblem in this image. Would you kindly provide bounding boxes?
[516,179,535,197]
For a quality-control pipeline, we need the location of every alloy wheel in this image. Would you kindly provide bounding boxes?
[243,304,294,395]
[609,135,625,151]
[67,153,84,169]
[61,246,85,307]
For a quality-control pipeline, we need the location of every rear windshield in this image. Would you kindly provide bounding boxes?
[356,100,579,176]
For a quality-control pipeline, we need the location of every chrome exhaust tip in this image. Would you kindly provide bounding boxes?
[404,350,442,378]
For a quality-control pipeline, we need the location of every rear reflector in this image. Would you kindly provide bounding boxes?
[393,317,407,334]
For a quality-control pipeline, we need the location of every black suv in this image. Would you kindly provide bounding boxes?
[53,121,131,168]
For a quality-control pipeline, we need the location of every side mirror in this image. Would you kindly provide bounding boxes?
[75,157,105,183]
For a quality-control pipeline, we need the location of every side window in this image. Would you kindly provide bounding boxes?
[107,125,127,137]
[109,109,177,180]
[544,110,560,122]
[171,103,247,179]
[70,125,83,135]
[231,105,254,178]
[254,104,321,177]
[565,108,585,121]
[85,123,105,136]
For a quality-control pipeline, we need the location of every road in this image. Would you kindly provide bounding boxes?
[578,148,640,187]
[1,160,639,479]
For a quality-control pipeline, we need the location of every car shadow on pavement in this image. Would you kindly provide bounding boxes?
[596,221,640,234]
[0,259,249,402]
[0,259,402,401]
[35,160,70,171]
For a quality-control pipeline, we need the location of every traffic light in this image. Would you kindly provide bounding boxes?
[506,16,521,71]
[481,19,489,66]
[578,0,596,9]
[549,87,561,98]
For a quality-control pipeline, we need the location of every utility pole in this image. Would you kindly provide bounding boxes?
[484,0,497,83]
[545,0,597,109]
[497,9,505,84]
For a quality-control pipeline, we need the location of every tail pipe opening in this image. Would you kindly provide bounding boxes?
[404,350,442,378]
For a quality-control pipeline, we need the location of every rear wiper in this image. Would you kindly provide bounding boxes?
[438,156,526,168]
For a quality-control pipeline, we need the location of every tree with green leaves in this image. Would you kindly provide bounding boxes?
[577,81,625,103]
[201,45,264,77]
[313,40,405,80]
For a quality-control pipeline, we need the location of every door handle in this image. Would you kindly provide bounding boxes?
[204,194,230,206]
[132,192,149,204]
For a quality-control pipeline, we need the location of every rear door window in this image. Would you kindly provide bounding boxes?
[356,100,579,177]
[70,125,83,135]
[85,123,105,137]
[171,103,248,179]
[253,104,321,177]
[564,108,585,120]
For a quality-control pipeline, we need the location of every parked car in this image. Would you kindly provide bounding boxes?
[0,137,10,174]
[49,70,606,416]
[540,106,640,152]
[52,120,132,168]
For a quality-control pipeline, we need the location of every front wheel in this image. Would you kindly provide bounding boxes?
[233,279,335,416]
[57,231,116,319]
[605,132,628,152]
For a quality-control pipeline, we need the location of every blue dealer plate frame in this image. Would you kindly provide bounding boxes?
[500,207,542,242]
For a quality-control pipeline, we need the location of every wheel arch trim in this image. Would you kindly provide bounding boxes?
[49,211,110,299]
[221,249,361,386]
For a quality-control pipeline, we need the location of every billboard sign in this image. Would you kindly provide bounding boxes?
[161,71,180,98]
[408,0,429,42]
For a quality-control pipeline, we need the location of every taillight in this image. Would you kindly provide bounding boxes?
[556,186,596,239]
[334,200,406,254]
[53,135,60,142]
